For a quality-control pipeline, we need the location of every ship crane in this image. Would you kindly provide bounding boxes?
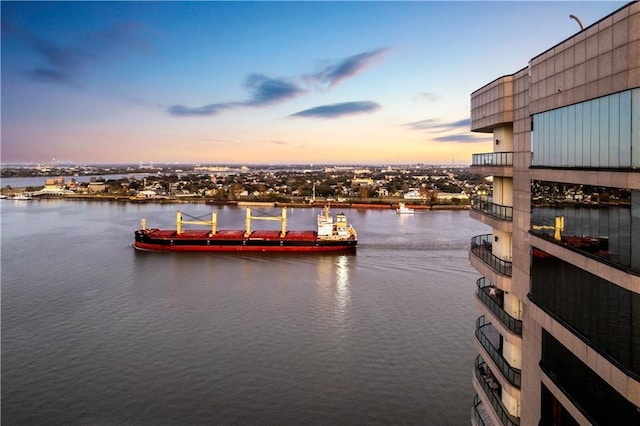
[134,206,356,253]
[532,215,565,241]
[176,211,218,236]
[244,207,287,238]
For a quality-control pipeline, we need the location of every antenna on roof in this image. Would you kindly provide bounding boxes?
[569,14,584,31]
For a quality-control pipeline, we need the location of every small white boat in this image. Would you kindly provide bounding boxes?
[396,203,414,214]
[13,194,34,200]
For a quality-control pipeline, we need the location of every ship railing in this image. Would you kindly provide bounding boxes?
[471,196,513,221]
[476,278,522,335]
[470,234,513,277]
[472,152,513,167]
[474,355,521,426]
[476,316,521,388]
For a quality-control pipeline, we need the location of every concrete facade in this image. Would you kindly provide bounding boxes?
[469,2,640,425]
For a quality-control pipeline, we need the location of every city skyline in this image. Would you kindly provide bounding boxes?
[1,1,626,165]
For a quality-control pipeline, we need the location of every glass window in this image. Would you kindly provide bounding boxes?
[630,89,639,167]
[568,104,576,167]
[541,385,579,426]
[531,89,638,169]
[591,99,600,167]
[609,93,620,168]
[533,253,640,377]
[561,106,569,166]
[582,100,591,166]
[531,181,638,273]
[619,91,631,168]
[540,330,640,425]
[599,96,610,167]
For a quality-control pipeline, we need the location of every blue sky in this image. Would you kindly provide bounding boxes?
[1,1,627,165]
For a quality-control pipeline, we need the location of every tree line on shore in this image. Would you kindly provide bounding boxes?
[1,165,487,207]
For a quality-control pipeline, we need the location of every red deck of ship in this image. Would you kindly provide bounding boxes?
[147,229,318,241]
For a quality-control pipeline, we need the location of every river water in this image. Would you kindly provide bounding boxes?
[1,199,489,425]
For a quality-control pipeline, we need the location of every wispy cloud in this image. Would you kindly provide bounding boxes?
[27,68,75,85]
[291,101,380,118]
[445,118,471,130]
[3,19,151,86]
[405,118,471,132]
[405,117,487,143]
[433,134,491,143]
[404,118,440,131]
[168,48,387,118]
[309,48,388,89]
[168,103,235,116]
[414,92,440,103]
[243,74,306,106]
[168,74,305,116]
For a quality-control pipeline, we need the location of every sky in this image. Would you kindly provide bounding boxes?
[0,1,628,166]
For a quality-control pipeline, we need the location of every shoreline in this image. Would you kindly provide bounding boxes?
[5,193,470,211]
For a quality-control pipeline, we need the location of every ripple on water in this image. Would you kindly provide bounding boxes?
[2,204,489,425]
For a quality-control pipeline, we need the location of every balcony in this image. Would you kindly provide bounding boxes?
[474,355,520,426]
[472,394,490,426]
[472,152,513,166]
[471,152,513,177]
[470,234,512,277]
[476,278,522,336]
[476,316,521,388]
[471,196,513,221]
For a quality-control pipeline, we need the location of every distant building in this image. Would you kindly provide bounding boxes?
[38,176,74,196]
[437,192,468,201]
[45,177,65,188]
[194,166,229,172]
[351,177,374,186]
[376,188,389,197]
[403,189,422,199]
[87,182,106,193]
[137,190,157,198]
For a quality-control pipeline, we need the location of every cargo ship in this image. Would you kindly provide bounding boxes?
[134,206,357,252]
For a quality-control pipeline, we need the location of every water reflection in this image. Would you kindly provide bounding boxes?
[314,254,352,329]
[531,181,639,272]
[334,254,351,325]
[11,200,33,207]
[2,202,487,425]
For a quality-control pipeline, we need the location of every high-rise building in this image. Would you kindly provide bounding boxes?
[469,2,639,424]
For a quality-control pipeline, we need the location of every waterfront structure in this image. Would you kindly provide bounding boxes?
[469,2,640,425]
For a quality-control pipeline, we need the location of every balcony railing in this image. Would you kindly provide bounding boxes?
[472,394,486,426]
[471,196,513,221]
[476,278,522,335]
[472,152,513,167]
[474,355,521,426]
[476,316,521,388]
[470,234,513,277]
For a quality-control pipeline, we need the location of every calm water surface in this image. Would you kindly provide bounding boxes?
[2,200,489,425]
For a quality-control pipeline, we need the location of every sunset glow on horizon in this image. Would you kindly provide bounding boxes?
[1,1,626,165]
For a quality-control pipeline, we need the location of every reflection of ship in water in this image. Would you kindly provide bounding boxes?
[314,254,352,328]
[532,215,609,258]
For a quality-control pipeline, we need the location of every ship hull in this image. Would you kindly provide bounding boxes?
[134,229,357,253]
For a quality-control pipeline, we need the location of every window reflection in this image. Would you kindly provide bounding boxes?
[531,88,638,168]
[531,181,639,273]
